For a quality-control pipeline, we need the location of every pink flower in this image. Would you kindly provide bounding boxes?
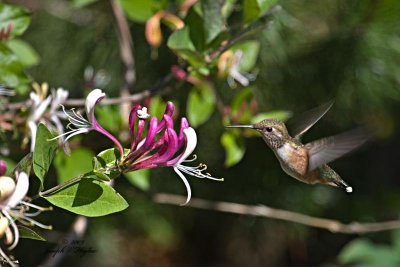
[55,90,223,205]
[121,102,223,205]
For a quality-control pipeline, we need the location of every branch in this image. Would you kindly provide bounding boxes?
[5,77,174,110]
[154,193,400,234]
[110,0,136,92]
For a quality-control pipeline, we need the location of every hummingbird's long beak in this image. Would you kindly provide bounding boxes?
[225,124,255,129]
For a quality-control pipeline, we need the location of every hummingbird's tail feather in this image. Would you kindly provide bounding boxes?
[332,179,353,193]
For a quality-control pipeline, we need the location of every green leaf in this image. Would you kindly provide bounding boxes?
[201,0,225,43]
[125,169,151,191]
[0,4,30,38]
[221,131,245,167]
[187,83,216,127]
[231,87,253,112]
[6,39,40,67]
[243,0,260,24]
[243,0,277,24]
[54,148,95,184]
[12,153,32,177]
[251,110,292,124]
[33,124,58,190]
[167,27,206,67]
[72,0,98,8]
[92,148,124,180]
[167,26,196,51]
[257,0,278,13]
[231,41,260,72]
[186,7,206,52]
[338,239,374,263]
[96,105,122,135]
[149,96,167,119]
[18,226,45,241]
[44,178,129,217]
[118,0,163,23]
[0,43,29,87]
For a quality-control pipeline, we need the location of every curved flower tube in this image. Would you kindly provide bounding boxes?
[121,101,223,205]
[52,89,222,205]
[52,89,124,156]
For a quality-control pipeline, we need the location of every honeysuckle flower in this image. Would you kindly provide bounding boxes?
[53,89,124,156]
[26,83,69,152]
[0,166,52,267]
[218,50,257,88]
[54,89,222,205]
[121,101,223,205]
[145,11,184,48]
[27,83,52,151]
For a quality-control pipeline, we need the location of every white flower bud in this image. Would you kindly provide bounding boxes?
[0,217,9,237]
[0,176,16,202]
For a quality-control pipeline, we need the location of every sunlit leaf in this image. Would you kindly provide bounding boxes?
[187,83,216,127]
[0,3,30,38]
[33,124,58,190]
[221,131,245,167]
[44,178,129,217]
[6,39,40,67]
[54,148,94,184]
[0,43,29,87]
[167,26,196,51]
[118,0,163,23]
[92,148,124,180]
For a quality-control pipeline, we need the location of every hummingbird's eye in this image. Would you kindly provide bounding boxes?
[266,127,273,132]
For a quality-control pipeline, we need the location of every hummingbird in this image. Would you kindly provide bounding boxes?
[226,100,370,192]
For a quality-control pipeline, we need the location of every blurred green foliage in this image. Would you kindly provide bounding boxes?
[1,0,400,266]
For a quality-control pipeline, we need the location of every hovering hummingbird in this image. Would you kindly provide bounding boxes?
[226,100,370,192]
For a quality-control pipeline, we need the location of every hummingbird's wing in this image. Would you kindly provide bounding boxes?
[287,100,334,140]
[305,128,370,172]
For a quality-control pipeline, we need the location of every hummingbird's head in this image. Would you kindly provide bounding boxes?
[226,119,289,149]
[253,119,289,149]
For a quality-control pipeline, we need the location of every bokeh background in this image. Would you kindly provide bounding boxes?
[3,0,400,266]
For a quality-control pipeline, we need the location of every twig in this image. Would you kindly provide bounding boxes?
[206,5,281,62]
[154,193,400,234]
[110,0,136,92]
[5,80,171,110]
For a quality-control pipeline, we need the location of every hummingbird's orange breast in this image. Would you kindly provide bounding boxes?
[275,143,309,176]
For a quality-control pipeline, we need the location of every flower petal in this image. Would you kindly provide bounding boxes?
[4,172,29,208]
[85,89,105,124]
[156,101,175,132]
[0,160,7,176]
[168,127,197,166]
[173,167,191,205]
[125,117,158,163]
